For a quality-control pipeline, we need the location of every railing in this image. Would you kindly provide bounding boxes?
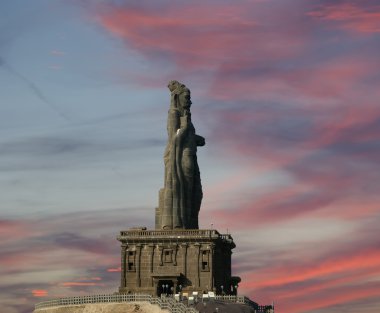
[119,229,219,238]
[215,295,274,313]
[215,295,257,305]
[118,229,234,242]
[256,305,274,313]
[35,293,198,313]
[35,293,273,313]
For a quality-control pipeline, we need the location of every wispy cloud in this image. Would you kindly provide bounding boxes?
[0,208,144,313]
[88,2,380,313]
[0,56,71,122]
[2,1,379,313]
[308,2,380,34]
[50,49,65,56]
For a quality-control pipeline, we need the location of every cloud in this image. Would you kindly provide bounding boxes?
[92,0,313,87]
[60,282,104,287]
[49,64,62,70]
[0,56,71,122]
[0,208,149,313]
[32,290,48,297]
[87,4,380,313]
[50,49,65,56]
[1,1,378,313]
[230,214,380,313]
[308,2,380,34]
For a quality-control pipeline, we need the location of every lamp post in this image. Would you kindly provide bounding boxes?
[166,284,169,295]
[235,284,238,295]
[220,285,224,295]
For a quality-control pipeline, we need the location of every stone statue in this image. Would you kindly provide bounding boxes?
[156,81,205,229]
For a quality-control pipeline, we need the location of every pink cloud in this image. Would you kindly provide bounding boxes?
[209,54,380,106]
[95,1,310,73]
[4,3,377,313]
[308,3,380,34]
[97,5,247,68]
[237,246,380,313]
[252,250,380,289]
[0,219,34,240]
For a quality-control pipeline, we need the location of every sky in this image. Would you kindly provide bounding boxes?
[0,0,379,312]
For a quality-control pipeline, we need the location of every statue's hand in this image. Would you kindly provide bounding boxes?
[195,135,205,146]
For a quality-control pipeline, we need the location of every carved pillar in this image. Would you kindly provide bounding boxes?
[214,246,221,290]
[209,243,215,291]
[148,244,155,273]
[121,244,127,288]
[158,245,164,266]
[136,244,142,287]
[194,243,201,287]
[173,244,178,266]
[148,244,155,287]
[181,243,188,276]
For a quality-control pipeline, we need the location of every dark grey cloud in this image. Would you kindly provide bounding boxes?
[39,232,115,254]
[0,208,152,313]
[0,136,87,156]
[0,134,165,172]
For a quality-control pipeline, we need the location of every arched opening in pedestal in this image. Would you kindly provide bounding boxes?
[153,275,179,296]
[157,280,174,296]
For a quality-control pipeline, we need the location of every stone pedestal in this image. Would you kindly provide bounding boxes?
[118,229,240,296]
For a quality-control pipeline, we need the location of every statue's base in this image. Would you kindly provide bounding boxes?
[117,228,240,296]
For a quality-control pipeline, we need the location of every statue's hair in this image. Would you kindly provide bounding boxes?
[168,80,187,92]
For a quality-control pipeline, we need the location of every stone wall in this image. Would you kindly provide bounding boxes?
[34,302,168,313]
[118,229,237,295]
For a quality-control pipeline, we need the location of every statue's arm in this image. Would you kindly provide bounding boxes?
[167,109,180,140]
[195,134,205,146]
[176,113,191,137]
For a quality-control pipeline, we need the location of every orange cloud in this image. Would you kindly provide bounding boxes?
[60,282,104,287]
[240,254,380,313]
[107,267,121,272]
[275,266,380,301]
[287,283,380,313]
[252,250,380,289]
[32,289,48,297]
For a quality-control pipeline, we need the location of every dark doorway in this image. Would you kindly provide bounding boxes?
[157,280,174,296]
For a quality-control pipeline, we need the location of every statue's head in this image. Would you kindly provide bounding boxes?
[168,80,192,110]
[168,80,181,92]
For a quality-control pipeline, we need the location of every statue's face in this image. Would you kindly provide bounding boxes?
[168,82,177,92]
[179,91,192,110]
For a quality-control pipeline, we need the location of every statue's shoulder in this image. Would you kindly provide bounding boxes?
[168,107,180,114]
